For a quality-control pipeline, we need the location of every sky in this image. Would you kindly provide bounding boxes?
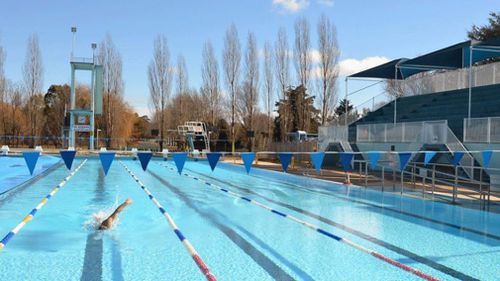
[0,0,496,116]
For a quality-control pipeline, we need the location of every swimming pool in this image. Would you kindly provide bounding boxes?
[0,157,498,280]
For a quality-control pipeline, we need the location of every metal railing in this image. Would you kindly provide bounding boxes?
[356,120,449,143]
[400,60,500,96]
[464,117,500,143]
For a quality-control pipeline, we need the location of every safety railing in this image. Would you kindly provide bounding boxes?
[464,117,500,143]
[356,120,449,143]
[399,60,500,97]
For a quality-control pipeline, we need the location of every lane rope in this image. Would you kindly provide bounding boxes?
[119,161,216,281]
[0,159,88,251]
[158,162,439,281]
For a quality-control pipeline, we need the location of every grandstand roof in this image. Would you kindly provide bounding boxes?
[349,37,500,79]
[348,58,407,80]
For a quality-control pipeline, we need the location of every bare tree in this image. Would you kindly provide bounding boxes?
[176,54,189,124]
[294,16,312,89]
[317,14,340,125]
[239,32,259,151]
[262,41,274,144]
[23,34,44,146]
[274,27,290,140]
[148,34,173,151]
[201,40,221,127]
[294,17,313,131]
[0,41,6,137]
[222,23,241,153]
[97,34,125,148]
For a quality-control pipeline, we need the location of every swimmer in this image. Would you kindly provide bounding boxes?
[98,198,133,230]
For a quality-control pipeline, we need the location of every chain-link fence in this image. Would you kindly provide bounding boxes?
[464,117,500,143]
[357,120,448,143]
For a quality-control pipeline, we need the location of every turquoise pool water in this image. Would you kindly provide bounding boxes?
[0,155,60,194]
[0,157,498,280]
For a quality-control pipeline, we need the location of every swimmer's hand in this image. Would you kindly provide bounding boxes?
[125,198,133,205]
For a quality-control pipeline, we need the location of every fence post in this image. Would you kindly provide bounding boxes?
[381,166,385,192]
[400,171,404,195]
[432,164,436,195]
[487,117,491,144]
[365,162,368,188]
[453,166,458,204]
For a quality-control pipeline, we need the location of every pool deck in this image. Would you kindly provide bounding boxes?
[223,157,500,213]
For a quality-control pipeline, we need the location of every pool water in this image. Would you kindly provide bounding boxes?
[0,155,60,194]
[0,157,499,280]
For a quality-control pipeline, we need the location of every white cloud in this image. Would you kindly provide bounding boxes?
[309,49,321,64]
[338,56,390,76]
[273,0,310,13]
[317,0,334,7]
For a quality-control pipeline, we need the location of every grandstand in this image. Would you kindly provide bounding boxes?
[319,37,500,195]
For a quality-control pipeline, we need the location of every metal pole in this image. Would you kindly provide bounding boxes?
[468,46,473,120]
[381,166,385,191]
[479,167,483,201]
[69,64,76,149]
[345,78,348,126]
[432,164,436,195]
[400,171,404,194]
[453,166,458,203]
[394,65,398,124]
[365,162,368,188]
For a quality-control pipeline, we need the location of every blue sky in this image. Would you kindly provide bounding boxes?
[0,0,496,116]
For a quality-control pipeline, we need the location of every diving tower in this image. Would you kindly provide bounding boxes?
[177,121,210,152]
[68,27,103,150]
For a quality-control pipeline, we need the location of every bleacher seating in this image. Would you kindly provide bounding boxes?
[349,84,500,141]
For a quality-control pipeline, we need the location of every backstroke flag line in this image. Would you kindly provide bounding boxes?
[482,150,493,169]
[424,151,437,166]
[310,152,325,174]
[173,152,188,174]
[60,150,77,170]
[278,153,293,172]
[241,152,256,174]
[206,152,222,171]
[99,152,116,176]
[398,152,412,171]
[367,151,381,168]
[23,151,40,176]
[452,151,465,167]
[138,152,153,171]
[340,152,354,172]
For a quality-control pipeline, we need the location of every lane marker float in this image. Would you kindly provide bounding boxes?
[0,159,88,251]
[120,161,216,281]
[158,163,439,281]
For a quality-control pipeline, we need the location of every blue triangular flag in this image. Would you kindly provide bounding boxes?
[60,150,76,170]
[278,153,293,172]
[206,152,222,171]
[310,152,325,174]
[173,152,188,174]
[452,151,464,167]
[398,152,412,170]
[99,152,116,176]
[23,151,40,176]
[340,152,354,172]
[482,150,493,169]
[424,151,437,166]
[137,152,153,171]
[367,151,381,168]
[241,152,256,174]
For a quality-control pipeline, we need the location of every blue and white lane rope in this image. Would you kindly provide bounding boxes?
[159,163,439,281]
[120,161,217,281]
[0,159,88,251]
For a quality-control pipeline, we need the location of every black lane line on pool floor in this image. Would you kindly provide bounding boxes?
[178,166,479,281]
[146,170,297,281]
[242,168,500,243]
[81,167,124,281]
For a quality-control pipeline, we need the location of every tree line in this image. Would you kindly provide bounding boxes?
[0,14,340,151]
[149,14,340,152]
